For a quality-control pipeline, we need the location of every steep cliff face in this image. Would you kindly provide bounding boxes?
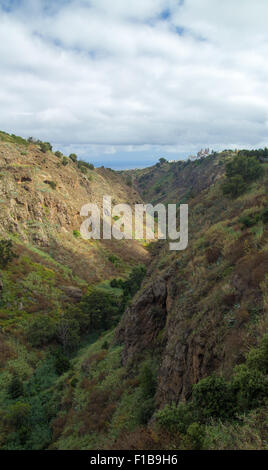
[116,273,169,365]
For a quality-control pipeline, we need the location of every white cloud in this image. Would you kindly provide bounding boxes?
[0,0,268,166]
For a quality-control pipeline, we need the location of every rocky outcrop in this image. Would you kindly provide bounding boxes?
[116,275,169,365]
[116,265,228,405]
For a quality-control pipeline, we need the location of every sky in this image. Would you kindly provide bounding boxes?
[1,0,268,169]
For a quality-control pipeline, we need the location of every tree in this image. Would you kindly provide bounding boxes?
[122,265,146,297]
[159,157,167,164]
[80,289,119,331]
[8,375,24,399]
[56,317,80,352]
[222,174,247,198]
[0,239,17,268]
[26,315,56,347]
[139,363,156,398]
[137,362,157,425]
[54,350,71,375]
[226,154,263,182]
[8,402,31,427]
[111,265,146,313]
[222,155,263,198]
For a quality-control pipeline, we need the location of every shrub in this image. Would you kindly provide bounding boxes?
[69,153,77,162]
[79,166,88,174]
[139,363,157,399]
[122,265,146,297]
[246,334,268,374]
[108,254,120,265]
[0,239,17,268]
[183,422,204,450]
[137,363,157,425]
[73,230,81,238]
[239,214,259,228]
[192,373,235,420]
[54,351,71,375]
[8,402,31,427]
[77,160,94,171]
[138,398,155,425]
[260,205,268,224]
[54,151,63,158]
[231,365,268,412]
[110,278,124,289]
[62,156,69,166]
[44,180,56,190]
[39,142,52,153]
[155,402,194,434]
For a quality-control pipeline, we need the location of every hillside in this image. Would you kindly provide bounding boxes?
[123,152,227,206]
[0,133,267,450]
[0,132,148,281]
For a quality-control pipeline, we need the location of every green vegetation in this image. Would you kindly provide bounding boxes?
[0,135,267,450]
[154,333,268,448]
[125,175,132,187]
[0,239,17,268]
[0,131,29,146]
[77,160,94,172]
[110,264,146,311]
[44,180,57,190]
[222,154,263,198]
[54,151,63,158]
[39,142,52,153]
[72,230,81,238]
[69,153,77,162]
[62,156,69,166]
[80,289,120,331]
[8,375,24,399]
[137,362,157,424]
